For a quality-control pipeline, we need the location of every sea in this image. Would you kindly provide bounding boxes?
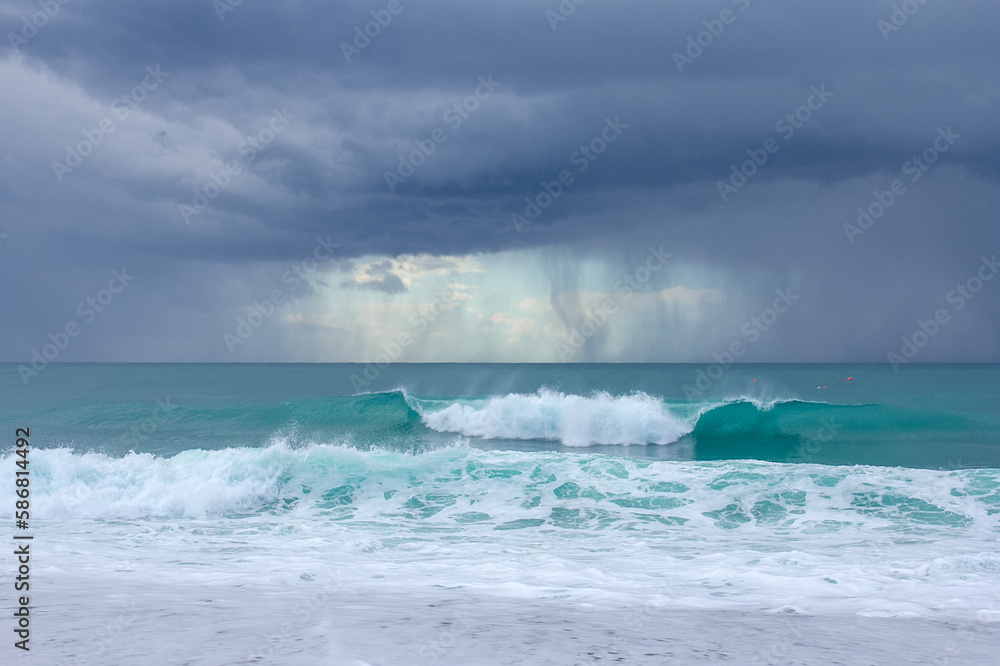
[2,363,1000,664]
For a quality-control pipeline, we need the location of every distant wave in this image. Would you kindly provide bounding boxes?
[415,390,692,446]
[411,390,982,448]
[691,397,977,440]
[24,388,989,455]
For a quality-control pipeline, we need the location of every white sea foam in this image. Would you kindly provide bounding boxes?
[8,445,289,519]
[418,389,693,445]
[2,445,999,625]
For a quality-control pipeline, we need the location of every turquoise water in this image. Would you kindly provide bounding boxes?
[2,363,1000,637]
[4,363,1000,468]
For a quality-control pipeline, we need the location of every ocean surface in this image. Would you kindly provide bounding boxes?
[2,363,1000,664]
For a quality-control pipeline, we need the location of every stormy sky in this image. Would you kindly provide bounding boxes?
[1,0,998,364]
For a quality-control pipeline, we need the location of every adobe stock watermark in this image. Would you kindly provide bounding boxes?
[682,287,799,399]
[418,611,475,664]
[556,245,672,361]
[349,282,467,391]
[51,65,170,182]
[242,573,345,662]
[749,617,807,666]
[17,268,136,385]
[6,0,72,51]
[178,106,294,224]
[545,0,589,31]
[921,583,1000,664]
[783,417,839,464]
[843,126,959,243]
[340,0,410,63]
[71,601,139,665]
[878,0,933,41]
[716,85,833,202]
[120,398,179,449]
[384,75,502,193]
[223,235,340,352]
[603,575,677,659]
[887,254,998,371]
[620,573,676,635]
[213,0,245,21]
[672,0,752,73]
[511,116,628,233]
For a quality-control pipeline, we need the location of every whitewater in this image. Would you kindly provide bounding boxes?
[2,363,1000,664]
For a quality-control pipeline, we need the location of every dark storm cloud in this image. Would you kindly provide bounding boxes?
[1,0,999,362]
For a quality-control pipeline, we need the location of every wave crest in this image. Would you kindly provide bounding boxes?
[418,390,693,446]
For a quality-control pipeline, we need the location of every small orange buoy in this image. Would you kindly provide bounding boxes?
[752,379,756,382]
[846,377,852,381]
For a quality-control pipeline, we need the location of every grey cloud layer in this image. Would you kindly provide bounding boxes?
[2,0,998,362]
